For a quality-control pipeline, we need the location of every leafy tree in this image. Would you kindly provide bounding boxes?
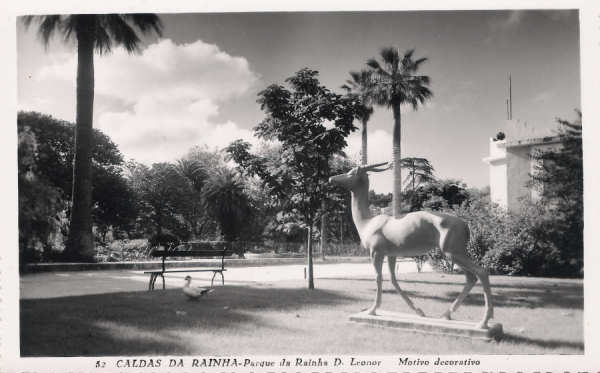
[366,47,433,217]
[227,68,359,289]
[92,169,138,243]
[18,125,64,266]
[530,110,583,274]
[126,162,191,241]
[368,191,393,209]
[409,178,469,212]
[17,111,136,254]
[342,70,374,165]
[23,14,163,261]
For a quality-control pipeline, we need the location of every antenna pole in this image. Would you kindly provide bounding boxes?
[509,74,513,120]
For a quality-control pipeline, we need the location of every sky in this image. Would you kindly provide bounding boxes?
[16,10,581,193]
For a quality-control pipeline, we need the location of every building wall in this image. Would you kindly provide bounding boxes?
[483,132,562,212]
[489,160,507,207]
[483,139,508,207]
[506,146,532,211]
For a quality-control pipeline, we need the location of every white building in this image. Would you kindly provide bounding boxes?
[483,120,561,211]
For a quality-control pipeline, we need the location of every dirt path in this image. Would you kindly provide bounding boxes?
[20,260,430,299]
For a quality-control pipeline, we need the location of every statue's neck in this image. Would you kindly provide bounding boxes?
[350,178,372,233]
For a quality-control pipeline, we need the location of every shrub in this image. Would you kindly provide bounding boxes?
[446,198,579,277]
[95,239,151,262]
[426,249,455,273]
[148,233,180,250]
[324,242,364,256]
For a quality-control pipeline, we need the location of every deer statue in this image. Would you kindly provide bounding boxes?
[329,162,494,329]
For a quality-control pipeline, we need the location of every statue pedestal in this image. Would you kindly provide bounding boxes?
[349,310,503,341]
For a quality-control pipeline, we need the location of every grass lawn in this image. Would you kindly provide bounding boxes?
[20,272,583,356]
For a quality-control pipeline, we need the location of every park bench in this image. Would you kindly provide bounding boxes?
[144,242,234,290]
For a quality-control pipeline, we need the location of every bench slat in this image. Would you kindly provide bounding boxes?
[144,269,227,274]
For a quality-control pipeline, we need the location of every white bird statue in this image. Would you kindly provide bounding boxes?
[182,275,214,300]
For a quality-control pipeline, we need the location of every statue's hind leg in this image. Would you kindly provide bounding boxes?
[388,256,425,317]
[450,253,494,329]
[441,260,477,320]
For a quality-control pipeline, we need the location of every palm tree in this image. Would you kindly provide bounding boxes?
[202,168,252,244]
[342,70,374,165]
[400,157,435,192]
[366,47,432,217]
[23,15,163,261]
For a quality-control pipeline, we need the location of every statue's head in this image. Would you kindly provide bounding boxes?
[329,162,391,190]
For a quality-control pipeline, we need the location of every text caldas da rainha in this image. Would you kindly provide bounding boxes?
[107,356,380,369]
[103,355,480,369]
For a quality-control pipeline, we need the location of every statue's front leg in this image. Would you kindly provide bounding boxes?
[366,252,384,315]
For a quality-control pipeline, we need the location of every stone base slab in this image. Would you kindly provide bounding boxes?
[349,310,503,341]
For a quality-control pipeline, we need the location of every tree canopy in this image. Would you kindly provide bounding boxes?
[227,68,359,288]
[530,110,583,274]
[17,111,137,260]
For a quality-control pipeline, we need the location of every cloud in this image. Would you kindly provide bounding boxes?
[532,90,553,103]
[32,38,260,164]
[345,129,394,193]
[489,10,525,32]
[484,10,525,44]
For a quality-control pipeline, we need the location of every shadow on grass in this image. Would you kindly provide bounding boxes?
[21,285,359,357]
[404,287,582,310]
[326,277,582,310]
[323,276,582,291]
[501,333,584,351]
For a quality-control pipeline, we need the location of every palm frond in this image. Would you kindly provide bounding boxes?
[25,13,162,56]
[22,15,63,46]
[94,23,113,54]
[380,46,400,71]
[413,57,428,69]
[102,15,141,53]
[123,14,163,36]
[366,58,384,73]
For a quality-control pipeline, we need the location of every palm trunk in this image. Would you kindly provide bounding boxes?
[66,24,95,261]
[361,118,368,165]
[307,224,314,289]
[320,200,327,260]
[392,101,402,218]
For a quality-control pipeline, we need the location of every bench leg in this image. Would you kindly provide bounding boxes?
[211,271,225,286]
[148,273,157,291]
[148,273,165,291]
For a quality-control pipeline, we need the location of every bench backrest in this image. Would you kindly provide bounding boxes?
[150,244,235,272]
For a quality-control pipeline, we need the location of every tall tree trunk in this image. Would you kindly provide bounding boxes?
[307,224,314,289]
[66,23,95,261]
[392,101,402,218]
[361,118,368,165]
[320,200,327,260]
[340,213,344,244]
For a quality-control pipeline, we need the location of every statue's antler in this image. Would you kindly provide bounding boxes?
[360,161,392,173]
